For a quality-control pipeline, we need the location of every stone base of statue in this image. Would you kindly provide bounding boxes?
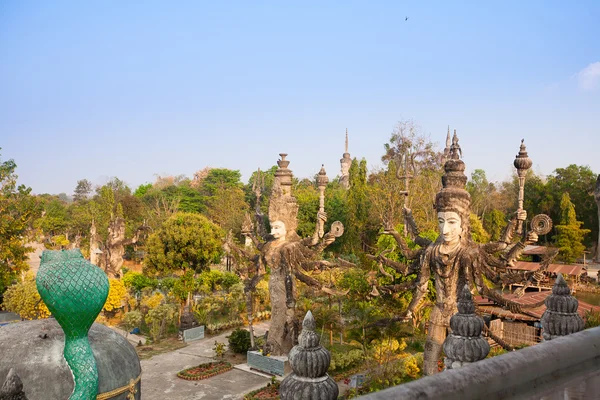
[246,351,290,377]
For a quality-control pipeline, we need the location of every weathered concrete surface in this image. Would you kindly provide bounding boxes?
[140,322,271,400]
[0,319,141,400]
[358,326,600,400]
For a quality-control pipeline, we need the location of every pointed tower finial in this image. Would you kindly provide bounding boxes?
[345,128,348,154]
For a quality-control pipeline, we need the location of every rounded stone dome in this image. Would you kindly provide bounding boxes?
[0,319,141,400]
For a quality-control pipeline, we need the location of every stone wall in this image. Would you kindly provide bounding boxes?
[358,326,600,400]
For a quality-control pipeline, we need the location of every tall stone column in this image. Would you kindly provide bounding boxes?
[541,274,584,340]
[279,311,338,400]
[594,174,600,262]
[443,285,490,369]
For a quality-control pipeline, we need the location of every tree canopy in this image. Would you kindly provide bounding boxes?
[144,212,224,275]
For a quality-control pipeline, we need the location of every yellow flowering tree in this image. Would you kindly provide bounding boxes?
[103,278,128,313]
[3,272,50,320]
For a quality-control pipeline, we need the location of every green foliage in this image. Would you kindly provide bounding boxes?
[122,310,142,332]
[294,180,320,238]
[344,158,371,253]
[228,328,252,353]
[73,179,92,202]
[584,310,600,328]
[122,271,158,293]
[144,212,224,275]
[483,209,507,241]
[0,150,41,298]
[329,348,364,372]
[172,270,196,303]
[553,193,590,263]
[145,303,178,341]
[2,272,50,319]
[213,341,226,358]
[469,214,490,243]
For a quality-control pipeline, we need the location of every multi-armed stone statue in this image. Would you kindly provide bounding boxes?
[374,133,551,375]
[540,274,584,340]
[242,154,345,356]
[443,285,490,370]
[280,311,338,400]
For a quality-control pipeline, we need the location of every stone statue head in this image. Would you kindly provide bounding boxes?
[270,220,287,241]
[437,211,462,246]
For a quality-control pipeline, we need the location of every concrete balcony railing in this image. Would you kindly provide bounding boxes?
[358,326,600,400]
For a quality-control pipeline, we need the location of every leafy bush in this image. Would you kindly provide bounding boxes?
[2,272,50,320]
[329,349,364,372]
[228,328,251,353]
[585,310,600,328]
[103,278,128,312]
[145,303,178,341]
[122,271,158,293]
[122,311,142,333]
[213,341,226,358]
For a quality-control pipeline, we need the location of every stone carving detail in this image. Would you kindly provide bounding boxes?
[443,285,490,369]
[541,274,584,340]
[279,311,338,400]
[0,369,28,400]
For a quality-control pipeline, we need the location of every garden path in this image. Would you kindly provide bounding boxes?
[140,322,271,400]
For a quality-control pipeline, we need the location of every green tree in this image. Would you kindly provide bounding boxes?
[483,209,507,241]
[0,151,41,298]
[144,212,224,275]
[553,193,590,263]
[547,165,598,246]
[344,158,371,253]
[73,179,93,202]
[294,179,320,238]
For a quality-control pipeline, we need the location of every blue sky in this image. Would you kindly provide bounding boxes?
[1,1,599,195]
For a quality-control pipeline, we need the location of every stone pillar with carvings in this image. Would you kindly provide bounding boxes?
[279,311,338,400]
[339,129,352,189]
[443,285,490,370]
[541,274,584,340]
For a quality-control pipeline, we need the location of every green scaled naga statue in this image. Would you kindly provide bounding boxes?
[36,250,109,400]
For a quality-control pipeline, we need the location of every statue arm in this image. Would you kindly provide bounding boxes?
[405,259,431,318]
[293,268,348,296]
[381,228,421,260]
[366,249,411,275]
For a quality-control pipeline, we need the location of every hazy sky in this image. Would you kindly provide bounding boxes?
[1,1,599,195]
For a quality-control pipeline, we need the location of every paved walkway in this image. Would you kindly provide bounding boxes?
[141,323,271,400]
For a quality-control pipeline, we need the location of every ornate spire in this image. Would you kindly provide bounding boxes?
[339,130,351,189]
[443,285,490,369]
[436,130,471,228]
[279,311,338,400]
[269,154,299,237]
[345,128,348,154]
[0,368,28,400]
[541,274,584,340]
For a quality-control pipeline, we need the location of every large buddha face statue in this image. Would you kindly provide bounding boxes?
[270,220,287,241]
[437,211,462,246]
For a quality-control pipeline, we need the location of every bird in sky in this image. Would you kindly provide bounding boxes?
[405,16,409,21]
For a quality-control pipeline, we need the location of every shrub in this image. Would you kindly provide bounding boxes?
[213,341,226,358]
[122,271,158,293]
[122,311,142,333]
[2,272,50,320]
[228,328,251,353]
[145,303,177,341]
[329,349,364,372]
[103,278,128,313]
